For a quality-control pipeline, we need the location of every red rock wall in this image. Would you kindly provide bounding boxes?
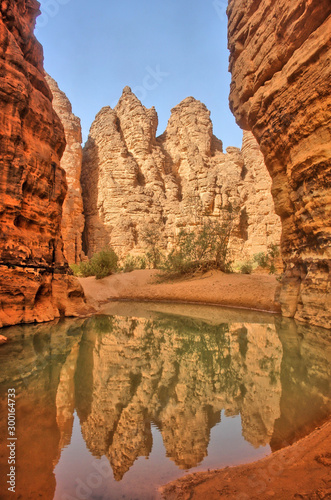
[0,0,87,327]
[228,0,331,329]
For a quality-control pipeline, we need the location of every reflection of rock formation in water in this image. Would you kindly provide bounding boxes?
[0,320,83,500]
[0,311,330,493]
[239,324,282,448]
[271,318,331,451]
[78,315,283,476]
[56,343,81,450]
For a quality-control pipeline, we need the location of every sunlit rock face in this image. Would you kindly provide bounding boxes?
[240,132,282,257]
[227,0,331,329]
[0,0,88,327]
[81,87,281,262]
[45,74,85,264]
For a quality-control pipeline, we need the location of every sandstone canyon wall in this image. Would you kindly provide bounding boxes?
[45,74,85,264]
[227,0,331,329]
[0,0,87,327]
[81,87,281,263]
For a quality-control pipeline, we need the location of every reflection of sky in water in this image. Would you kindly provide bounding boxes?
[54,412,271,500]
[0,302,330,500]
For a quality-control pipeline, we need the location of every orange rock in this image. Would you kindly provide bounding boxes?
[228,0,331,329]
[0,335,7,345]
[0,1,88,328]
[45,74,86,265]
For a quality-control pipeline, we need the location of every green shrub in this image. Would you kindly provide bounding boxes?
[269,262,276,275]
[70,263,80,276]
[122,254,147,273]
[252,245,280,274]
[268,244,280,259]
[161,216,233,277]
[239,261,253,274]
[90,248,118,279]
[141,224,164,269]
[70,248,118,279]
[70,260,94,278]
[253,252,269,268]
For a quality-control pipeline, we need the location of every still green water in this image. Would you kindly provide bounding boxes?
[0,302,330,500]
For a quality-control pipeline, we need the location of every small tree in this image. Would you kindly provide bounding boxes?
[90,248,118,279]
[141,223,163,269]
[253,244,280,274]
[162,207,235,277]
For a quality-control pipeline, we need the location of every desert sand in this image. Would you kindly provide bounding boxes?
[78,269,281,313]
[160,418,331,499]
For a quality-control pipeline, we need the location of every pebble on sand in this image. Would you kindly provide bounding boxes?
[0,335,8,345]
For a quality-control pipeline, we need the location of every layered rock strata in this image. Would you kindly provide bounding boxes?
[45,74,85,264]
[227,0,331,328]
[81,88,281,262]
[0,0,88,327]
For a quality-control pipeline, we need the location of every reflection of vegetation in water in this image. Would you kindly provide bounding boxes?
[76,313,283,476]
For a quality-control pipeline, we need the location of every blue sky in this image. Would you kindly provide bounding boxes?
[36,0,243,149]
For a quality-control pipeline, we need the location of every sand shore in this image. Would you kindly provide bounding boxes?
[78,269,281,314]
[160,418,331,499]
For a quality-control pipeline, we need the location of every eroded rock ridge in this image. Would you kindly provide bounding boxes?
[45,74,85,264]
[81,88,281,262]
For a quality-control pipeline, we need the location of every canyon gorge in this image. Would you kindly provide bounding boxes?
[228,0,331,328]
[0,1,330,499]
[0,0,330,331]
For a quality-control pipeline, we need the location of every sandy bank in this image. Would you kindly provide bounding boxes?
[78,269,281,313]
[160,418,331,499]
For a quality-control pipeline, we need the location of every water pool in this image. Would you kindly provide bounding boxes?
[0,302,330,500]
